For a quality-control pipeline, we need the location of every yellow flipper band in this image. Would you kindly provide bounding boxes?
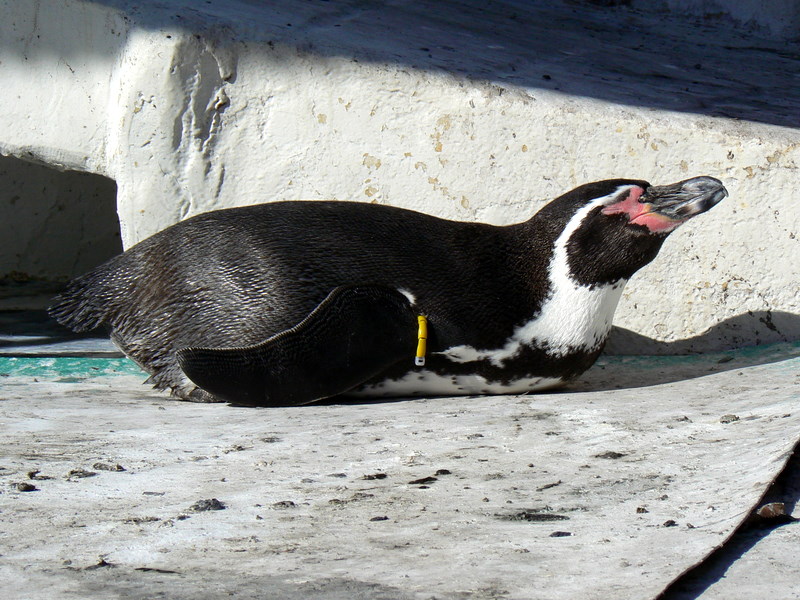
[415,315,428,366]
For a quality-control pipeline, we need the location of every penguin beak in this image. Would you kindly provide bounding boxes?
[642,176,728,221]
[603,176,728,234]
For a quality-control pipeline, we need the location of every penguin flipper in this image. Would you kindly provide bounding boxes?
[175,285,419,406]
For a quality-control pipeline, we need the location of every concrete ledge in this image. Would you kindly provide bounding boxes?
[1,0,798,349]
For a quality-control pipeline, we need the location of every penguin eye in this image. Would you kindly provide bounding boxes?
[601,186,646,219]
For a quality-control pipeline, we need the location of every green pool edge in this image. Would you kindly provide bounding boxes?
[1,341,797,380]
[0,356,146,379]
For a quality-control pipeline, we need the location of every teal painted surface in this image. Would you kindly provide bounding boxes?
[596,341,800,368]
[0,342,797,380]
[0,356,144,378]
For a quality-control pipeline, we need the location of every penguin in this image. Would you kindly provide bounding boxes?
[49,176,727,407]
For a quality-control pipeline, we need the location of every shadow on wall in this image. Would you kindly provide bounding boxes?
[3,0,797,128]
[571,311,800,393]
[606,310,800,355]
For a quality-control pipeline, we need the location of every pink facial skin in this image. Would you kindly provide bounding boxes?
[601,186,684,233]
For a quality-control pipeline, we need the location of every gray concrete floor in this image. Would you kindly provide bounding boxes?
[1,292,799,599]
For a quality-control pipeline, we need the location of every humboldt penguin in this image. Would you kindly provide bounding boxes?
[49,176,727,406]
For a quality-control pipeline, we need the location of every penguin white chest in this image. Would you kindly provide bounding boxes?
[438,278,627,366]
[353,190,634,399]
[351,278,626,399]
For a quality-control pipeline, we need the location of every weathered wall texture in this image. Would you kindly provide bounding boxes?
[0,0,797,350]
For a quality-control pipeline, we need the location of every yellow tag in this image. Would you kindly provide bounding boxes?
[415,315,427,366]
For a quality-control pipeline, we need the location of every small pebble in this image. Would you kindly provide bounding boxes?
[189,498,226,512]
[361,473,388,480]
[409,476,438,485]
[594,451,627,460]
[93,462,126,472]
[549,531,572,537]
[500,511,570,522]
[124,516,160,524]
[84,558,115,570]
[536,480,562,492]
[66,469,97,479]
[16,482,37,492]
[756,502,787,519]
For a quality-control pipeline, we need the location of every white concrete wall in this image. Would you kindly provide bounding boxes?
[0,0,797,351]
[0,0,127,172]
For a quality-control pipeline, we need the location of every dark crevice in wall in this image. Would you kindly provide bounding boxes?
[0,154,121,311]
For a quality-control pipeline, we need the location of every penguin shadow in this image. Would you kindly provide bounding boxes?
[569,310,800,393]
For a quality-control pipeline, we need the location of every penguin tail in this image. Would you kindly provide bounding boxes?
[48,267,116,333]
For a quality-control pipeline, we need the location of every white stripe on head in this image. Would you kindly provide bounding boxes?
[440,185,636,364]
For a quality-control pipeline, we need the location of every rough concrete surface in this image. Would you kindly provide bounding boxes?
[1,344,798,600]
[628,0,800,39]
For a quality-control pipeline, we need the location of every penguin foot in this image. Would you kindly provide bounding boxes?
[183,387,223,403]
[175,286,419,406]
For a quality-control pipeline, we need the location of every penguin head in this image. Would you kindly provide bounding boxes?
[537,176,728,287]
